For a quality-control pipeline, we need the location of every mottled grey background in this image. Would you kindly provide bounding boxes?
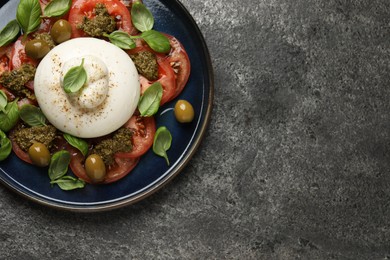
[2,0,390,259]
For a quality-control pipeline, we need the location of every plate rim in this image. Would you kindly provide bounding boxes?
[0,0,214,212]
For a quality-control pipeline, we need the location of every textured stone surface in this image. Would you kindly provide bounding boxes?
[2,0,390,259]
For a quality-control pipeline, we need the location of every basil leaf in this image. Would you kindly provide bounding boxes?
[43,0,72,17]
[141,30,171,53]
[48,150,71,181]
[63,58,87,93]
[153,126,172,165]
[0,130,12,161]
[63,133,88,156]
[0,90,7,113]
[50,176,85,190]
[16,0,41,36]
[0,20,20,47]
[19,104,47,127]
[138,82,162,117]
[131,1,154,32]
[0,100,19,132]
[104,31,136,49]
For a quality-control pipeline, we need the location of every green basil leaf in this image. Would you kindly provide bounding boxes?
[0,20,20,47]
[0,100,19,132]
[153,126,172,165]
[16,0,41,36]
[141,30,171,53]
[131,1,154,32]
[50,176,85,190]
[19,104,47,127]
[138,82,162,117]
[104,31,136,49]
[43,0,72,17]
[62,58,87,93]
[0,130,12,161]
[0,90,7,113]
[48,150,71,181]
[63,133,88,156]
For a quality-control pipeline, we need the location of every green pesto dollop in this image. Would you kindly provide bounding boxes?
[0,64,36,99]
[130,51,159,81]
[12,125,57,152]
[91,127,133,165]
[33,32,56,49]
[77,3,116,37]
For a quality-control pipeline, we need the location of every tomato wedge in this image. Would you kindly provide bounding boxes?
[68,0,136,38]
[69,146,140,184]
[116,115,156,158]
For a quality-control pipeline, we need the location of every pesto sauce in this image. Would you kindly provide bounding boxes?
[33,32,55,49]
[92,128,133,165]
[12,124,57,152]
[77,3,116,37]
[130,51,159,81]
[0,64,36,99]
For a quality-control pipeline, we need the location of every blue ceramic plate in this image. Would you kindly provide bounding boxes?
[0,0,213,211]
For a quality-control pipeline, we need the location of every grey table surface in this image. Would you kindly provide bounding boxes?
[2,0,390,259]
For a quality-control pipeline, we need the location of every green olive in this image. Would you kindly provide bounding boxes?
[25,39,50,59]
[28,142,51,167]
[85,154,106,183]
[50,19,72,44]
[174,99,195,123]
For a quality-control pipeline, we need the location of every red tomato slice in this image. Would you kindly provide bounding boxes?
[0,45,11,76]
[10,36,39,70]
[0,55,10,76]
[127,35,190,104]
[69,146,140,184]
[68,0,136,38]
[0,86,15,101]
[9,131,68,165]
[165,34,191,100]
[10,135,33,164]
[116,115,156,158]
[139,56,176,105]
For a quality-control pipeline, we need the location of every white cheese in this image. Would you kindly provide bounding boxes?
[34,37,140,138]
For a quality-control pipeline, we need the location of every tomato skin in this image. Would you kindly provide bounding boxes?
[69,146,140,184]
[68,0,136,38]
[116,115,156,158]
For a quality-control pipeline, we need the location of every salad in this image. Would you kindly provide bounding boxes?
[0,0,195,190]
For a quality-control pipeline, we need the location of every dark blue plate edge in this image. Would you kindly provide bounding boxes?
[0,0,214,212]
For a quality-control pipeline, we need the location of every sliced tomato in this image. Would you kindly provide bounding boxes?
[69,146,140,184]
[0,55,10,76]
[0,86,15,101]
[165,34,191,99]
[139,56,176,105]
[9,134,33,164]
[116,115,156,158]
[127,35,190,104]
[0,45,11,76]
[10,36,39,70]
[17,97,38,109]
[68,0,136,38]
